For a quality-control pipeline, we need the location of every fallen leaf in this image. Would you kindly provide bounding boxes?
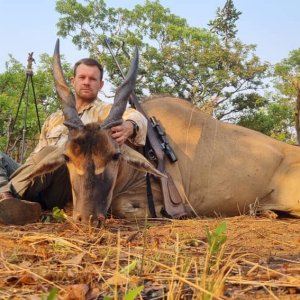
[19,274,37,285]
[62,284,99,300]
[106,273,128,286]
[62,252,85,265]
[54,238,84,251]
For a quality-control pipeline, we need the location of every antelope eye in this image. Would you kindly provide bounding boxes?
[63,154,70,162]
[112,152,121,161]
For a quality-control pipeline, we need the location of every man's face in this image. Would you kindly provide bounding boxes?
[71,64,104,102]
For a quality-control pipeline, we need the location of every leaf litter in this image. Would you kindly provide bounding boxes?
[0,214,299,299]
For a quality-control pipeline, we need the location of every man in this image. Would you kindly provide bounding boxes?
[0,58,147,225]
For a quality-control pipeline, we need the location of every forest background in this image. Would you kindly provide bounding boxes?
[1,0,300,160]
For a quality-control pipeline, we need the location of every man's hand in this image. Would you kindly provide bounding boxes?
[111,120,135,145]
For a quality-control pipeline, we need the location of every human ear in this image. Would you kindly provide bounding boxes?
[99,80,104,90]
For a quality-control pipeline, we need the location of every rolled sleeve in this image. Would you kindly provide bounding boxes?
[123,108,148,146]
[27,111,66,162]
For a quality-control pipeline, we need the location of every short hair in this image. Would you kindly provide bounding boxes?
[73,58,104,81]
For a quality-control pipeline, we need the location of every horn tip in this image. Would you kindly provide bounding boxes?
[54,38,60,55]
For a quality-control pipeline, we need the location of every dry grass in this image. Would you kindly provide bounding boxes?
[0,214,300,299]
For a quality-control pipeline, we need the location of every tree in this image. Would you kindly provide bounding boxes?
[0,54,72,159]
[273,49,300,143]
[208,0,241,43]
[238,96,295,143]
[55,0,269,121]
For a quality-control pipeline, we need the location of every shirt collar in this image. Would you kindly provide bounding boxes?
[77,98,100,116]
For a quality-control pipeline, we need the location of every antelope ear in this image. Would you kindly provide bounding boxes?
[21,148,66,181]
[121,145,166,178]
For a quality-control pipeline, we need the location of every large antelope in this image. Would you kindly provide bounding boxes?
[27,40,300,225]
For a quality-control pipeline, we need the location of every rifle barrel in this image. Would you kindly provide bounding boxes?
[104,38,126,79]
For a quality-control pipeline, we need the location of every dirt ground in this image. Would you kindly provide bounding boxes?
[0,213,299,299]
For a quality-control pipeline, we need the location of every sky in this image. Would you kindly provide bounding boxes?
[1,0,300,75]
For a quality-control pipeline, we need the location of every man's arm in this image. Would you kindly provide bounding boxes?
[25,111,65,163]
[111,108,147,146]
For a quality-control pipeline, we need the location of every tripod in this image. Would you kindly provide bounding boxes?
[11,52,41,163]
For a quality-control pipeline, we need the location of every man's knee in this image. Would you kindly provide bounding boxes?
[0,152,20,191]
[24,165,72,209]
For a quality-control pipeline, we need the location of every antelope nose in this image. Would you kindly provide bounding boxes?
[73,212,106,226]
[89,213,106,228]
[74,212,83,223]
[73,212,91,224]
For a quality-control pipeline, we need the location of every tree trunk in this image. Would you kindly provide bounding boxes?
[293,79,300,145]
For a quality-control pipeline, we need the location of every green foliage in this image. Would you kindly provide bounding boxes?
[206,222,227,259]
[273,49,300,99]
[40,288,58,300]
[274,49,300,83]
[238,99,295,142]
[198,222,228,300]
[124,286,144,300]
[55,0,269,121]
[52,207,66,222]
[0,53,72,159]
[120,259,138,275]
[103,285,144,300]
[208,0,242,43]
[269,48,300,143]
[0,57,44,157]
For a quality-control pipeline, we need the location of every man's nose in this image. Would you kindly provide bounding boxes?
[82,78,90,85]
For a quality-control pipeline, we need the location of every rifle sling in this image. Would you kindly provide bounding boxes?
[143,139,187,219]
[146,173,157,218]
[128,94,186,218]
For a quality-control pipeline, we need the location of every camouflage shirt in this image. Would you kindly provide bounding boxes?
[32,99,147,155]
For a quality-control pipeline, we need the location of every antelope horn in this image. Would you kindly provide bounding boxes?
[101,47,139,129]
[53,39,83,129]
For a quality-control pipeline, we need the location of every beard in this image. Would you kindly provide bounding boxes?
[78,89,98,102]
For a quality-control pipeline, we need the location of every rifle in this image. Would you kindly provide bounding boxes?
[104,38,186,218]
